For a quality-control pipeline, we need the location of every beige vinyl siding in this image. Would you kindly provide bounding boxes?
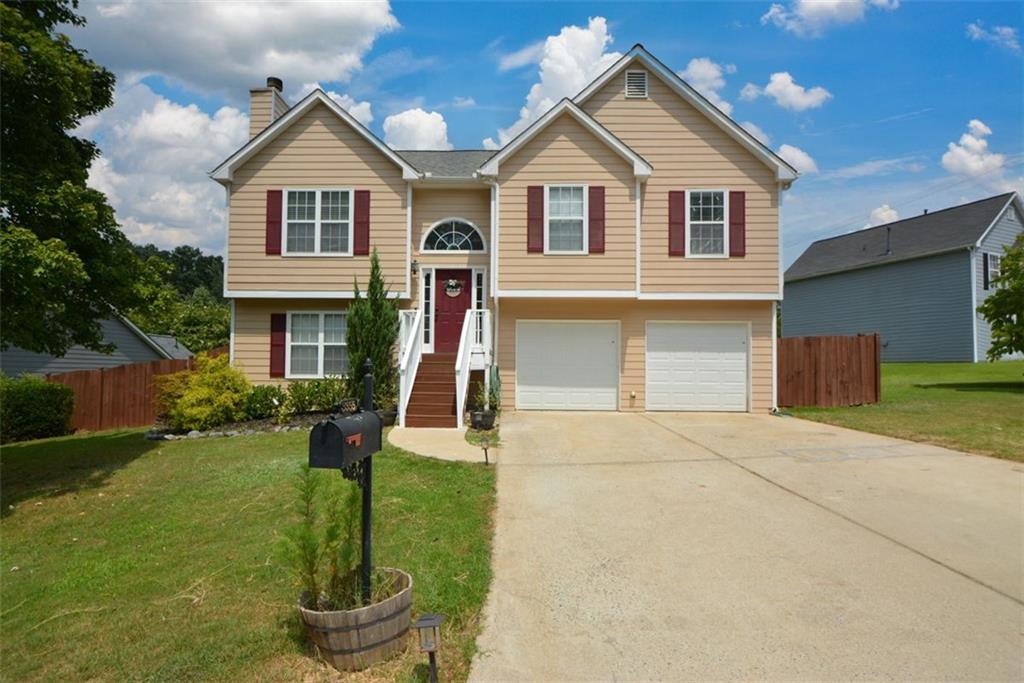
[581,59,780,294]
[228,101,409,295]
[248,89,274,138]
[234,299,347,385]
[411,188,490,303]
[497,113,637,291]
[497,299,773,412]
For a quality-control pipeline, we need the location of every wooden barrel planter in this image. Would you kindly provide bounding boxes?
[298,568,413,672]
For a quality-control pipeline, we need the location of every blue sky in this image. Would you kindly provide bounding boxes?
[70,1,1022,265]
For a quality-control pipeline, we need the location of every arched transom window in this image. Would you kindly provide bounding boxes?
[423,219,485,252]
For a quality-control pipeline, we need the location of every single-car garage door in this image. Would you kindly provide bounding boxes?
[516,321,619,410]
[645,322,749,411]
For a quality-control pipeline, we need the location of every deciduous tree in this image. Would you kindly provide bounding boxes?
[978,234,1024,361]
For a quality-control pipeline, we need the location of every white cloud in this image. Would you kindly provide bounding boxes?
[383,109,453,150]
[71,2,398,98]
[295,82,373,125]
[740,121,771,146]
[78,82,249,252]
[866,204,899,227]
[966,21,1021,53]
[678,58,736,115]
[778,144,818,173]
[452,96,477,109]
[483,17,622,149]
[761,0,898,38]
[498,41,545,72]
[941,119,1022,193]
[743,72,832,111]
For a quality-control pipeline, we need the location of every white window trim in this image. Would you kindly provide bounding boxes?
[420,216,488,254]
[284,311,348,379]
[282,188,354,257]
[544,184,589,255]
[685,189,729,259]
[625,70,648,98]
[419,266,487,353]
[987,252,1002,288]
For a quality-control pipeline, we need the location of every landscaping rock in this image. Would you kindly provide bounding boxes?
[209,431,224,438]
[144,430,164,441]
[187,430,202,439]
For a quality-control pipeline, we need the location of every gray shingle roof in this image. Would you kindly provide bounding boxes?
[146,334,194,360]
[785,193,1016,282]
[396,150,494,179]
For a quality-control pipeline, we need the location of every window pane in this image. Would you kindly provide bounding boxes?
[423,273,432,343]
[287,223,315,252]
[290,345,318,376]
[323,345,348,376]
[549,219,584,251]
[690,223,724,255]
[287,191,316,221]
[324,314,346,344]
[320,191,348,221]
[424,220,483,251]
[549,186,583,218]
[320,222,348,253]
[291,314,319,344]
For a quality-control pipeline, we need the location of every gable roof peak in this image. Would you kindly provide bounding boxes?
[573,45,798,184]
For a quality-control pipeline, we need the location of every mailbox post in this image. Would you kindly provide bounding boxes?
[307,359,382,604]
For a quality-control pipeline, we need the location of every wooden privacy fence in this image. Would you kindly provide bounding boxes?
[778,333,881,408]
[47,358,194,432]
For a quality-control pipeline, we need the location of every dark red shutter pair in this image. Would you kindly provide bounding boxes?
[526,186,605,254]
[668,190,746,257]
[265,189,370,256]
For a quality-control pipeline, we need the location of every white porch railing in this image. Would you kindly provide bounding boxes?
[455,308,493,427]
[398,309,423,428]
[454,309,476,428]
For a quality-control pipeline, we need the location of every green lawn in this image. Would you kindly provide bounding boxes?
[0,429,495,682]
[791,361,1024,461]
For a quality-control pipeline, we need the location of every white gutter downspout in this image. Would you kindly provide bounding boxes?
[970,247,979,363]
[406,182,413,300]
[635,178,642,296]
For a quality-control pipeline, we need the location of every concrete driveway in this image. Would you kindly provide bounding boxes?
[470,413,1023,682]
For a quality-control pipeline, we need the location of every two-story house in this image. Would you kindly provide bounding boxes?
[211,45,798,427]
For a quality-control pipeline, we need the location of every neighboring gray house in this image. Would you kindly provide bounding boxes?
[784,192,1022,362]
[1,317,193,376]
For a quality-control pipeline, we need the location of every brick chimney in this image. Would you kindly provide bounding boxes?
[249,77,288,138]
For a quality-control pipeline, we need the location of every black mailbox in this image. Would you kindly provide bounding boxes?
[308,411,382,470]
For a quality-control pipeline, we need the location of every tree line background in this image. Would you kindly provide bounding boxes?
[1,0,229,358]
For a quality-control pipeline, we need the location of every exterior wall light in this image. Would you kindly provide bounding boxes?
[411,259,420,275]
[414,613,444,682]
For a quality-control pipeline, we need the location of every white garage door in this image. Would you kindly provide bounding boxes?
[516,321,619,410]
[645,322,749,411]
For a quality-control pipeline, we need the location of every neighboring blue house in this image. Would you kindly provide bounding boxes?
[784,192,1022,362]
[0,316,193,376]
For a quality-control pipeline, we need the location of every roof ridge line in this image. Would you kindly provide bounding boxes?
[808,192,1016,246]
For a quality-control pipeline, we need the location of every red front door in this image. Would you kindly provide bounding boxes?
[434,269,472,353]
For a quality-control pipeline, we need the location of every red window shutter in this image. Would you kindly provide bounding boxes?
[354,190,370,255]
[269,313,286,378]
[729,191,746,257]
[668,190,686,256]
[266,189,282,255]
[527,186,544,253]
[588,186,605,254]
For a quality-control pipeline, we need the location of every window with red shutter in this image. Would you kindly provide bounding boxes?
[266,190,282,255]
[588,186,605,254]
[527,186,544,253]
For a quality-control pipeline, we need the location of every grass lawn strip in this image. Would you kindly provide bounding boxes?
[791,361,1023,462]
[0,429,495,682]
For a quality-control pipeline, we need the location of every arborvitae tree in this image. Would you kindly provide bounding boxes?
[346,249,399,408]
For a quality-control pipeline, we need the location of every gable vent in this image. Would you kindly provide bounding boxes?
[625,70,648,98]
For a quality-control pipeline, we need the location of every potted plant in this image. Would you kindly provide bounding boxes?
[347,249,399,426]
[282,464,412,672]
[470,367,499,430]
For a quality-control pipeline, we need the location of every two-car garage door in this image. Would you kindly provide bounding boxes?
[515,321,748,412]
